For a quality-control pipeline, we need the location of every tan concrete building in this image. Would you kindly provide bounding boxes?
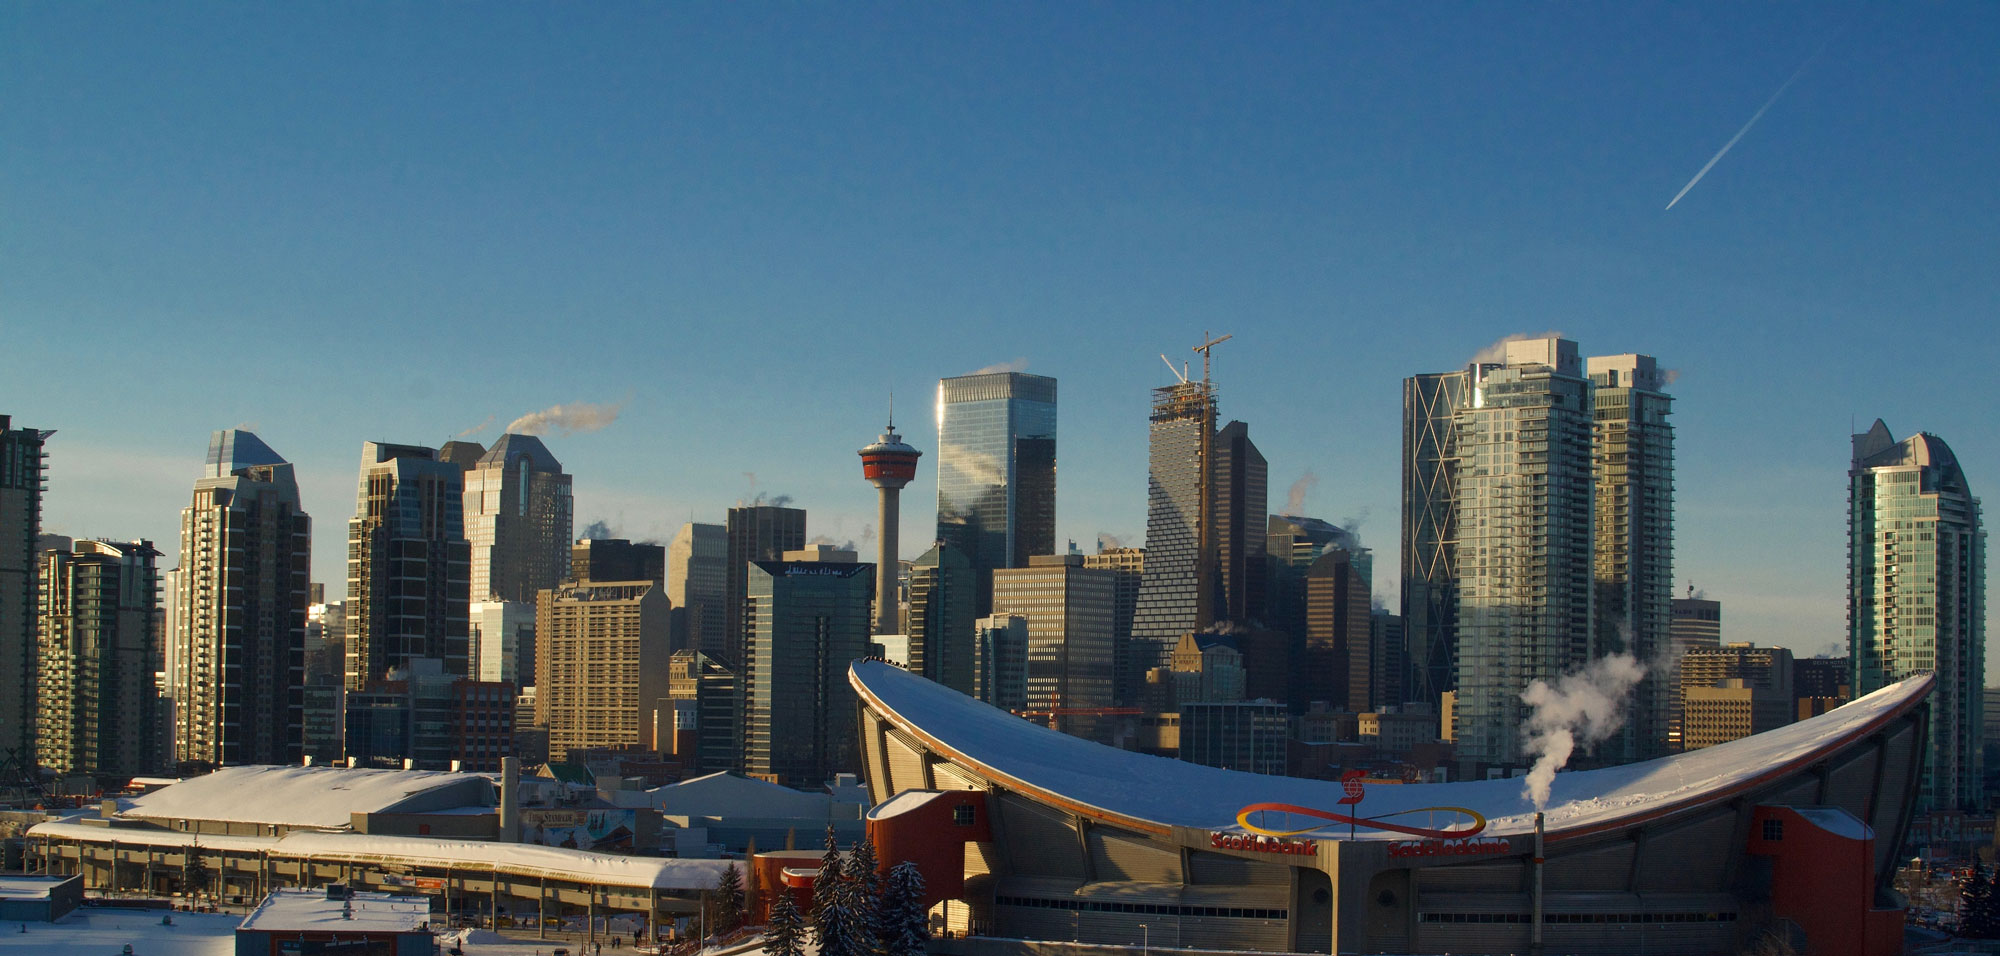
[1680,643,1796,751]
[535,579,669,761]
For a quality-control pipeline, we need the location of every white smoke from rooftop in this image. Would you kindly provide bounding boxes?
[1097,532,1127,551]
[1519,652,1646,810]
[968,358,1030,375]
[1469,331,1566,366]
[454,415,495,439]
[505,400,625,437]
[1284,471,1318,516]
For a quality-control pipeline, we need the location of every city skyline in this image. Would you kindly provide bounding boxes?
[7,4,1996,677]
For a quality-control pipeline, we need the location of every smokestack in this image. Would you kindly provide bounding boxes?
[858,417,922,635]
[1532,812,1545,956]
[500,756,520,843]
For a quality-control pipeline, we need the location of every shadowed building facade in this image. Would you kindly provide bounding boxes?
[0,416,51,767]
[176,430,310,767]
[1589,354,1675,760]
[37,539,163,777]
[346,443,471,687]
[743,558,873,787]
[724,505,807,667]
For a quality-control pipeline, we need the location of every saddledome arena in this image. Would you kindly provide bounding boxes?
[852,660,1930,956]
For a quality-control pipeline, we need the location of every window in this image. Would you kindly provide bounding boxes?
[1762,818,1783,841]
[953,804,976,826]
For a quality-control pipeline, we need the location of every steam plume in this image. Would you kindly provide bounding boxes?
[1519,653,1646,810]
[582,520,616,540]
[1284,472,1318,516]
[967,358,1030,375]
[1097,532,1126,551]
[505,400,625,437]
[454,415,495,439]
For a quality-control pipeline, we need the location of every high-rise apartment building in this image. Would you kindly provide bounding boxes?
[1133,380,1214,667]
[935,372,1058,616]
[993,554,1116,711]
[1369,609,1407,712]
[665,524,725,654]
[1667,589,1722,750]
[1400,371,1470,709]
[1588,354,1675,760]
[723,505,807,667]
[536,578,670,761]
[1451,338,1596,764]
[462,435,573,603]
[0,416,51,765]
[37,539,163,777]
[742,558,873,787]
[346,442,470,687]
[905,544,975,694]
[1849,420,1985,809]
[176,430,310,768]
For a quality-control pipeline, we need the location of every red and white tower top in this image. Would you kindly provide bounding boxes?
[859,422,921,487]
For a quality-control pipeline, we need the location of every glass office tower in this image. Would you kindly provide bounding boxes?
[1849,420,1985,810]
[936,372,1058,615]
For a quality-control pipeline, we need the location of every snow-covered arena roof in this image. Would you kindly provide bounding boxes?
[850,659,1933,842]
[119,765,494,829]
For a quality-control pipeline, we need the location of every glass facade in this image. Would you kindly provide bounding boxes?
[935,372,1058,615]
[1849,421,1985,810]
[346,442,471,688]
[1401,371,1469,708]
[1452,342,1596,764]
[744,559,874,787]
[462,434,573,604]
[1132,381,1212,666]
[1589,354,1675,760]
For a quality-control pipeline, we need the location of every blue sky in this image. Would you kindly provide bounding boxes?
[5,3,1995,671]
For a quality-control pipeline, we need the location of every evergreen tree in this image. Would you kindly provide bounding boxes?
[764,891,806,956]
[715,864,746,935]
[811,827,846,946]
[817,874,862,956]
[879,860,930,956]
[847,836,883,955]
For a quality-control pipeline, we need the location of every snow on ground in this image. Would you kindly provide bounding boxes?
[0,907,240,956]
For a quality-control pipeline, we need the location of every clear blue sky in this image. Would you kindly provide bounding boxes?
[5,3,1995,671]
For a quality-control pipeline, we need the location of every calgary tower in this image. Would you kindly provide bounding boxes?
[858,416,921,635]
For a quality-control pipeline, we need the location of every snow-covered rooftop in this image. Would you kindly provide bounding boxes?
[25,822,740,891]
[239,888,430,934]
[121,765,493,829]
[850,659,1932,843]
[0,875,72,898]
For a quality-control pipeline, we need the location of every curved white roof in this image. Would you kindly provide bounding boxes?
[122,765,493,829]
[851,660,1932,841]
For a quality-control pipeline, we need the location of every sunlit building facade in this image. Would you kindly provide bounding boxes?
[462,434,573,604]
[1133,380,1213,667]
[993,554,1115,711]
[1849,419,1985,809]
[935,372,1058,616]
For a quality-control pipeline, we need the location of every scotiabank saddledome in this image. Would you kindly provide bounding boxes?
[852,661,1930,956]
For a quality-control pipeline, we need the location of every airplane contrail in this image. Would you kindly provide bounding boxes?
[1664,46,1828,211]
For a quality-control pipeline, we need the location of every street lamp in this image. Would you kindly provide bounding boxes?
[1139,923,1148,956]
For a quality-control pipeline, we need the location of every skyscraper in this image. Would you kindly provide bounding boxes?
[665,524,725,654]
[1589,354,1675,760]
[576,537,666,585]
[742,557,873,787]
[1132,379,1213,666]
[0,416,50,767]
[723,505,807,667]
[1211,420,1268,625]
[1400,371,1470,710]
[469,600,535,685]
[1451,337,1596,764]
[905,543,975,694]
[176,429,310,767]
[346,442,470,687]
[993,554,1116,712]
[462,434,573,603]
[1668,588,1722,751]
[1849,419,1986,810]
[536,577,670,760]
[934,372,1058,615]
[1082,547,1144,705]
[1301,546,1373,713]
[37,539,163,777]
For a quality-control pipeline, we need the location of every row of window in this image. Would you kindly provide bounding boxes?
[995,896,1286,921]
[1421,911,1737,924]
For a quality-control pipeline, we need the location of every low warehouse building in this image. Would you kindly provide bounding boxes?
[236,886,432,956]
[852,660,1929,956]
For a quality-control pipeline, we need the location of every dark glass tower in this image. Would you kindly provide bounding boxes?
[1400,371,1469,709]
[934,372,1058,615]
[346,442,471,687]
[743,558,873,787]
